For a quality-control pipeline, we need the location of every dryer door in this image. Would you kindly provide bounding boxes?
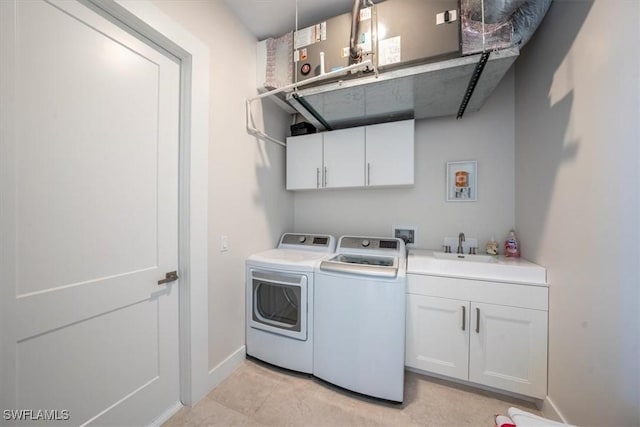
[249,269,308,340]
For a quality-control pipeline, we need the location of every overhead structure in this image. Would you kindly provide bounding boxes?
[287,47,518,130]
[248,0,551,144]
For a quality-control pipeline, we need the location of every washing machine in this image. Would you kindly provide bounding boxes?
[314,236,407,402]
[246,233,336,374]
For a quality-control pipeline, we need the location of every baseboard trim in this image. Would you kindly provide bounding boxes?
[405,367,541,404]
[207,345,246,390]
[149,401,183,427]
[542,395,569,423]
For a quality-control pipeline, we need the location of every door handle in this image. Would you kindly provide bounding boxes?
[323,166,327,187]
[475,307,480,333]
[158,271,179,285]
[461,305,466,331]
[367,162,371,186]
[316,167,320,188]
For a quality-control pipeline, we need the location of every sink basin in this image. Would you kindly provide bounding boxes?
[433,252,494,263]
[408,249,547,285]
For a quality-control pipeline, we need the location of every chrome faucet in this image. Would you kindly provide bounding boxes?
[457,232,465,254]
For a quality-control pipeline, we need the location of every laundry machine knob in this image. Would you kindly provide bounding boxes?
[362,239,370,247]
[298,236,307,243]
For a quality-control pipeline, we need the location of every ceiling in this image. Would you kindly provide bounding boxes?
[223,0,355,40]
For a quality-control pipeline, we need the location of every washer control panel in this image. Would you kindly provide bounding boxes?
[339,236,400,252]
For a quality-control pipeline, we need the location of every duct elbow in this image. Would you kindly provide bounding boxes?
[512,0,552,47]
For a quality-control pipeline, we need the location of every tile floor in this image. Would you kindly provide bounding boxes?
[164,359,540,427]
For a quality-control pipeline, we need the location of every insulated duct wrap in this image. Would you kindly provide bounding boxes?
[512,0,552,46]
[461,5,514,55]
[462,0,551,55]
[260,32,294,90]
[465,0,527,23]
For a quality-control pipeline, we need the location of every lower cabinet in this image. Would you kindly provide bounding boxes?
[468,302,548,398]
[406,275,548,399]
[406,295,470,381]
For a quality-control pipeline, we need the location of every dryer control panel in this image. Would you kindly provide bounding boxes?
[279,233,336,252]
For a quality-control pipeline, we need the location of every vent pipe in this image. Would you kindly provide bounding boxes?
[349,0,362,63]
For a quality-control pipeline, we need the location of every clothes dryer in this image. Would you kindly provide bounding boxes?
[246,233,336,374]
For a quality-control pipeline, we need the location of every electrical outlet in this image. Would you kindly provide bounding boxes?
[393,226,417,245]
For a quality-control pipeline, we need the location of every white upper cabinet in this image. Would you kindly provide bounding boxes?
[286,133,323,190]
[286,119,415,191]
[365,120,414,187]
[323,127,365,189]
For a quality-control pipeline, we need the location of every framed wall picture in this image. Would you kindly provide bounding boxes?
[446,160,477,202]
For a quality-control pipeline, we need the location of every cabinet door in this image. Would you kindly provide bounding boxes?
[469,302,548,398]
[323,127,365,188]
[406,294,470,381]
[286,133,323,190]
[365,120,414,187]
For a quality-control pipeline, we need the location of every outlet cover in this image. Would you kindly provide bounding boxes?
[393,226,417,245]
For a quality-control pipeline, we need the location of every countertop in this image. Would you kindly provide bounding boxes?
[407,249,547,286]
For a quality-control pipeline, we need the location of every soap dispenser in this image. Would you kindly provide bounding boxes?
[504,230,521,258]
[486,236,498,255]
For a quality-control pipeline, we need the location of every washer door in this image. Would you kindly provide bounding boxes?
[249,269,307,340]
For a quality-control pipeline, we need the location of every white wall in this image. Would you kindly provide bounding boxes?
[294,70,516,250]
[151,0,294,375]
[514,1,640,425]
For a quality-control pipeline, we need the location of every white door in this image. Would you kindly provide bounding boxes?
[365,120,414,187]
[286,133,323,190]
[323,127,365,188]
[469,302,548,398]
[405,295,469,380]
[0,1,181,425]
